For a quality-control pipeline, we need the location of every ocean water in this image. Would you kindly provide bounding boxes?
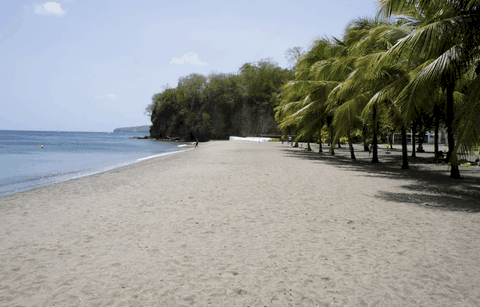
[0,130,189,197]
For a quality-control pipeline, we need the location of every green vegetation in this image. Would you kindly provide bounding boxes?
[146,59,292,141]
[274,0,480,178]
[146,0,479,179]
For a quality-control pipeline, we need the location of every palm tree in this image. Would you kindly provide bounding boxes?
[328,18,412,163]
[275,38,344,151]
[377,0,480,178]
[454,64,480,161]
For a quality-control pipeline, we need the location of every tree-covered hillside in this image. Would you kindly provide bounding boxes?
[146,59,293,141]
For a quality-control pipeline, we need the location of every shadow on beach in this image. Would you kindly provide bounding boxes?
[281,143,480,213]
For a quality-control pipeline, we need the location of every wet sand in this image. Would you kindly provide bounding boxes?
[1,140,479,306]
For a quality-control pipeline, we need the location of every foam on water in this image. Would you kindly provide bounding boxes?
[229,136,272,142]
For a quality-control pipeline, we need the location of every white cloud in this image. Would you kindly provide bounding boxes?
[34,2,66,16]
[95,94,116,99]
[170,52,207,66]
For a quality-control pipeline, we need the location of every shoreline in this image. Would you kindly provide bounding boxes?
[1,141,479,306]
[0,145,192,199]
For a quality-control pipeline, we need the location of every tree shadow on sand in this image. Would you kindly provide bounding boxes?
[281,145,480,213]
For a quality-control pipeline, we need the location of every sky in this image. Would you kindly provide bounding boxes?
[1,0,379,132]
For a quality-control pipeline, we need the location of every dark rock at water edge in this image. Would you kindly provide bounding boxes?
[129,135,187,141]
[129,135,153,139]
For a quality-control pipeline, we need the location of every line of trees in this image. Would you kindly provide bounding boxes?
[146,59,293,141]
[274,0,480,179]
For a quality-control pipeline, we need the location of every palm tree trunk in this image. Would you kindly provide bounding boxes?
[371,103,379,163]
[329,126,335,156]
[347,131,356,159]
[434,105,440,160]
[411,123,416,158]
[364,141,369,151]
[318,129,323,153]
[401,127,409,169]
[307,142,312,151]
[417,129,425,153]
[363,126,369,151]
[446,84,461,178]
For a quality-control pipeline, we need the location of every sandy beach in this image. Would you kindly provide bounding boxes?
[1,140,480,306]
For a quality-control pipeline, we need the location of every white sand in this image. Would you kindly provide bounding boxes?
[1,141,479,306]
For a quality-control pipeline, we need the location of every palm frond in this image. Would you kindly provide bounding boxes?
[379,14,478,67]
[454,72,480,156]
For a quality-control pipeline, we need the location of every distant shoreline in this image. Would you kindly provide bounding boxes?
[0,130,189,198]
[113,125,150,133]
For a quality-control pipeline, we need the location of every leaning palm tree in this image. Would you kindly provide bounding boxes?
[377,0,480,178]
[276,82,339,148]
[454,64,480,161]
[328,17,412,163]
[275,38,344,150]
[308,36,357,156]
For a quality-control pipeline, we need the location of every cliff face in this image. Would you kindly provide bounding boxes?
[232,100,279,137]
[149,96,280,141]
[147,60,293,141]
[113,125,150,133]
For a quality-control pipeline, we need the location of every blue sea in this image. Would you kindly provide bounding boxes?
[0,130,189,197]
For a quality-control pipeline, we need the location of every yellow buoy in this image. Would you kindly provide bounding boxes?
[41,145,44,148]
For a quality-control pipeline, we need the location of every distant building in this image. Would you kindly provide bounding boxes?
[392,127,447,145]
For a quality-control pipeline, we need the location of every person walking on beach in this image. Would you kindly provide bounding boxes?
[194,139,199,148]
